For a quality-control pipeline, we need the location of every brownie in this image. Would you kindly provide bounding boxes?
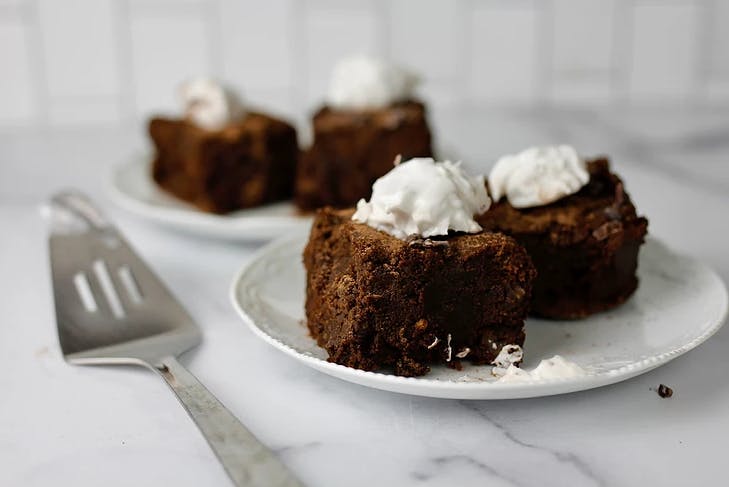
[294,101,433,211]
[303,208,536,377]
[149,112,298,214]
[479,158,648,319]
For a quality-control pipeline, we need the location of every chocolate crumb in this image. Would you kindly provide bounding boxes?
[592,221,623,241]
[507,283,526,300]
[446,359,463,371]
[414,318,428,331]
[603,206,621,220]
[614,182,625,206]
[657,384,673,398]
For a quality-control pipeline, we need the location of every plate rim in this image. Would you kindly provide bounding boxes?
[230,232,729,399]
[108,155,311,240]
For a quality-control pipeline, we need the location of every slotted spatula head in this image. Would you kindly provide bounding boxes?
[48,191,201,366]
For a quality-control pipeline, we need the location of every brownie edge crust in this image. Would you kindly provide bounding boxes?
[303,208,536,377]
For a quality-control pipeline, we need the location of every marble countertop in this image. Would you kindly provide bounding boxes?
[2,106,728,487]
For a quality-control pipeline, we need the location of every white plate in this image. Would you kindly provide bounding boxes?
[230,233,728,399]
[109,156,311,241]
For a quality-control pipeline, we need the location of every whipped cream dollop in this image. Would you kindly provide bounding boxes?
[497,355,587,383]
[327,56,418,110]
[488,145,589,208]
[179,77,245,130]
[352,158,491,240]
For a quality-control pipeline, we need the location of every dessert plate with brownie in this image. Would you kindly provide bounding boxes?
[110,77,310,241]
[232,153,727,399]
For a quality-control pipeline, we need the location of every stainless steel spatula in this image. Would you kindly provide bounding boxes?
[47,190,302,487]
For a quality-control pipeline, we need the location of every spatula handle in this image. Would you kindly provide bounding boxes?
[156,356,303,487]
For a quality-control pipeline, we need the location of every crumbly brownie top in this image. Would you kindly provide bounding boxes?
[153,111,295,142]
[480,158,642,245]
[312,100,428,132]
[330,208,523,261]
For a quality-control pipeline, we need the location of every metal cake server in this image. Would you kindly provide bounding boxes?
[46,191,302,487]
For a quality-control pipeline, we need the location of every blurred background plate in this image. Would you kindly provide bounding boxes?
[109,155,311,242]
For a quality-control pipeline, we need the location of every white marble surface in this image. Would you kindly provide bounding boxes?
[2,106,729,486]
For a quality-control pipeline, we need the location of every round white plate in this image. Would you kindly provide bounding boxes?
[109,156,312,241]
[230,233,727,399]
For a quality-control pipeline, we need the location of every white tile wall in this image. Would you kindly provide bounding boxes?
[629,0,700,100]
[550,0,614,103]
[38,0,119,98]
[38,0,121,124]
[0,0,727,129]
[129,12,210,118]
[470,2,542,103]
[0,19,35,125]
[390,0,467,109]
[220,0,292,91]
[303,1,381,107]
[389,0,462,82]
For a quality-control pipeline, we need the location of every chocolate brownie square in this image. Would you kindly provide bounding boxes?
[294,101,433,211]
[303,208,536,377]
[149,112,298,214]
[479,158,648,319]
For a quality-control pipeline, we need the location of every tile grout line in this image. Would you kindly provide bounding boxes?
[537,0,555,107]
[113,0,136,125]
[203,0,224,78]
[610,0,635,106]
[289,0,309,117]
[458,0,475,111]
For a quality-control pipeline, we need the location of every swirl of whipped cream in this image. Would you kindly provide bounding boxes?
[327,56,418,110]
[352,157,491,240]
[179,77,245,130]
[488,145,589,208]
